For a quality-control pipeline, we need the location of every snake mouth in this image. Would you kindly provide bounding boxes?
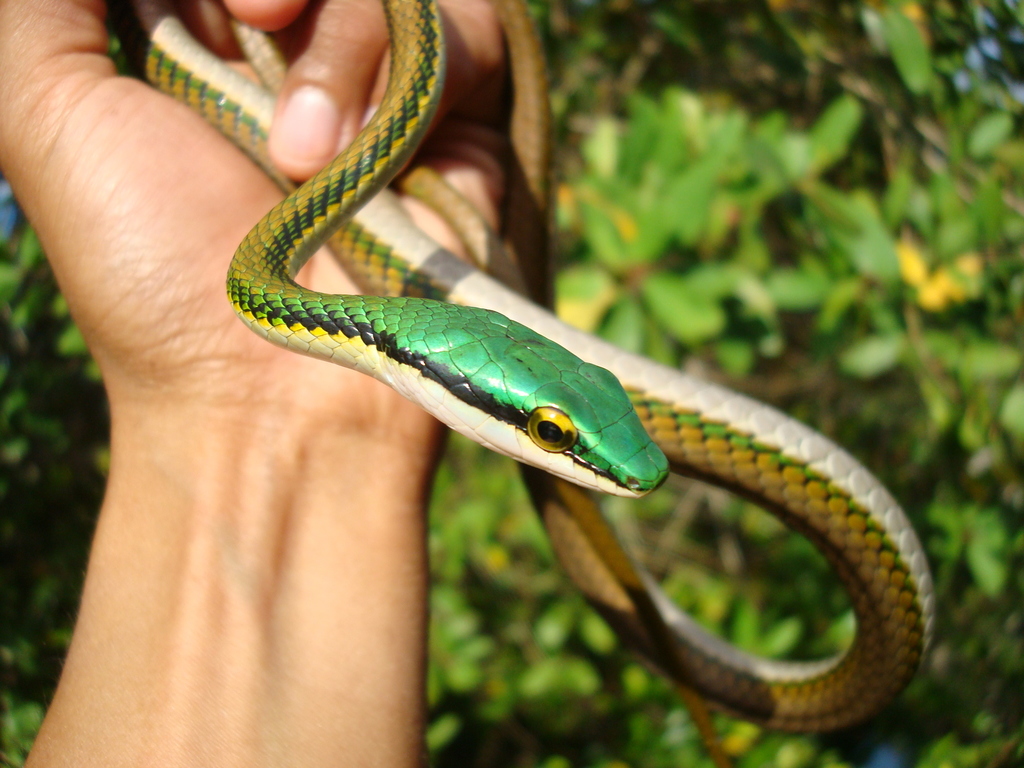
[621,469,667,497]
[599,473,660,498]
[613,443,670,497]
[553,434,670,497]
[570,456,666,498]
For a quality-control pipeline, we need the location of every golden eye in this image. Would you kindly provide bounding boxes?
[527,406,578,452]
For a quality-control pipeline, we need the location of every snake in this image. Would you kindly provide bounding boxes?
[114,0,935,735]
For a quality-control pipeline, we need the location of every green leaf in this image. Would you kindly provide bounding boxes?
[733,222,772,271]
[760,617,803,658]
[809,94,863,172]
[632,185,676,262]
[730,599,760,650]
[883,165,914,227]
[839,334,905,379]
[818,277,864,332]
[764,268,830,311]
[961,342,1022,381]
[716,338,755,376]
[56,323,88,357]
[746,135,790,194]
[975,174,1006,243]
[642,272,726,346]
[809,184,900,282]
[966,510,1008,597]
[426,713,462,752]
[686,263,740,299]
[663,156,720,245]
[582,117,620,178]
[621,664,651,700]
[929,171,962,221]
[920,377,954,431]
[735,273,776,320]
[907,183,935,239]
[968,112,1014,159]
[999,384,1024,440]
[579,197,630,270]
[958,408,987,452]
[17,227,44,267]
[705,110,747,161]
[555,264,617,332]
[775,132,811,182]
[579,611,616,654]
[535,603,575,652]
[0,262,21,304]
[882,9,932,95]
[923,330,961,371]
[651,9,695,48]
[935,213,977,259]
[823,610,857,652]
[0,695,44,764]
[619,95,662,182]
[674,89,708,155]
[518,656,600,698]
[602,296,645,353]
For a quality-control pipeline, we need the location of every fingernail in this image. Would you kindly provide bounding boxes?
[272,85,343,171]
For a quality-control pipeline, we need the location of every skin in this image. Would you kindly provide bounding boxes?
[0,0,506,764]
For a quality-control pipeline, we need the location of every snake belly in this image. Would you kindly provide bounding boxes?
[115,0,934,732]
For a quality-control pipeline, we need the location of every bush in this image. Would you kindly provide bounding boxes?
[3,1,1023,766]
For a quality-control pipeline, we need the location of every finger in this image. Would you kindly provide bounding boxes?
[267,0,389,179]
[174,0,242,57]
[265,0,505,180]
[222,0,307,30]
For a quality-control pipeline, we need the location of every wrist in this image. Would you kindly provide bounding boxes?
[29,378,440,766]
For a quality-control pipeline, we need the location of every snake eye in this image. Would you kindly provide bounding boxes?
[527,406,578,452]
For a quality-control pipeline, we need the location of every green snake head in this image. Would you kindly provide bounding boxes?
[381,301,670,498]
[232,287,668,497]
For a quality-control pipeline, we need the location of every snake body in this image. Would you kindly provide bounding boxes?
[117,0,934,733]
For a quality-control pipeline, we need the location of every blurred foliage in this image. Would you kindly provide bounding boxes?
[3,0,1024,766]
[0,190,107,766]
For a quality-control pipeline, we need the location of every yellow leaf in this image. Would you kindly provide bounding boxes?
[902,2,926,21]
[720,721,760,756]
[917,268,964,311]
[955,251,983,276]
[935,268,967,302]
[613,209,638,243]
[484,544,509,573]
[485,678,507,698]
[916,280,946,310]
[557,182,575,213]
[555,266,618,332]
[897,239,929,286]
[900,3,931,43]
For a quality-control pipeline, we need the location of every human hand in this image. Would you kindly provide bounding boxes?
[0,0,506,763]
[0,0,505,423]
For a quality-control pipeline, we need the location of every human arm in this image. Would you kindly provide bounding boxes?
[0,0,504,763]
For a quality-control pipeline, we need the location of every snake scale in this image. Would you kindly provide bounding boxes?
[115,0,934,734]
